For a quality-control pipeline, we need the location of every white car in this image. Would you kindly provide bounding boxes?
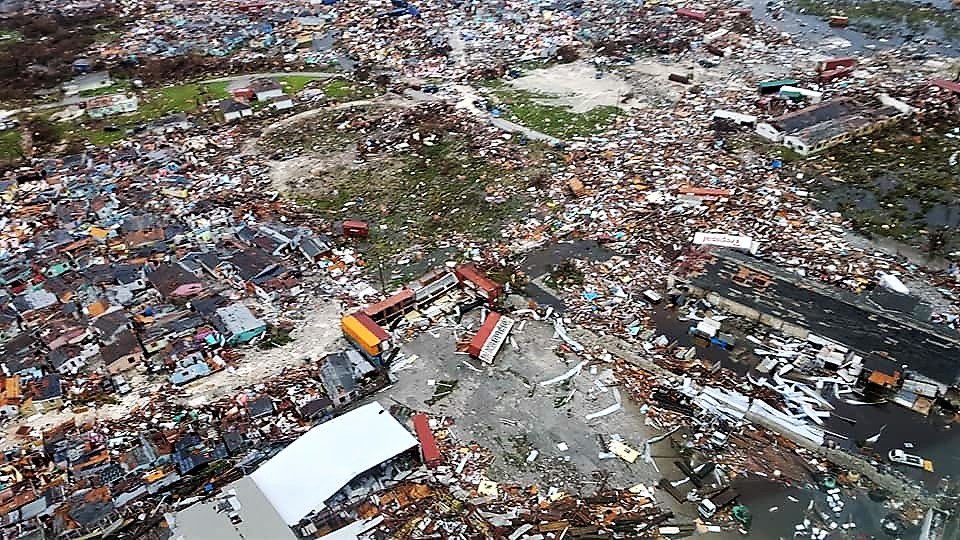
[888,449,933,471]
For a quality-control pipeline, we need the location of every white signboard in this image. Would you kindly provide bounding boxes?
[693,232,759,254]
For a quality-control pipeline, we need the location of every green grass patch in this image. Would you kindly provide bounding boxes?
[0,129,22,161]
[323,79,378,101]
[79,81,132,98]
[93,30,119,43]
[278,75,321,94]
[134,82,229,120]
[0,30,20,46]
[293,132,557,258]
[485,82,621,139]
[57,81,231,147]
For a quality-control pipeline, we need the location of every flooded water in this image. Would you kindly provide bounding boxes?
[651,306,959,537]
[743,0,960,54]
[718,477,922,540]
[519,238,617,277]
[519,239,617,309]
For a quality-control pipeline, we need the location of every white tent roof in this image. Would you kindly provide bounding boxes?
[250,401,417,525]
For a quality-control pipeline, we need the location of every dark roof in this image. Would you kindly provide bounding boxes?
[98,331,141,363]
[219,99,252,113]
[93,311,129,341]
[229,249,278,281]
[190,294,229,316]
[246,396,275,419]
[297,397,332,419]
[250,78,281,93]
[146,263,199,298]
[113,264,143,285]
[68,500,115,527]
[772,98,856,134]
[34,374,62,402]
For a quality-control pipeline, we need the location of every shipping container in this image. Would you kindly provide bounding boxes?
[412,414,442,467]
[364,288,415,324]
[676,8,707,22]
[757,79,798,94]
[816,57,856,72]
[342,219,369,238]
[817,66,855,83]
[467,312,500,357]
[455,263,502,303]
[342,313,390,358]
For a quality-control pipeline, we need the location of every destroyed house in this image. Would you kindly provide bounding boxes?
[298,234,333,262]
[146,263,203,300]
[246,395,275,419]
[172,434,229,475]
[65,498,120,535]
[756,96,911,156]
[319,349,378,406]
[211,303,267,345]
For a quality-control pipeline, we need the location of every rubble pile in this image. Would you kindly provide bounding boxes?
[0,0,959,536]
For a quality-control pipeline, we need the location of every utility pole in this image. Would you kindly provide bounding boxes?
[377,257,387,292]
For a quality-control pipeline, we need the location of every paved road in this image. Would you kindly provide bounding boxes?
[201,71,338,83]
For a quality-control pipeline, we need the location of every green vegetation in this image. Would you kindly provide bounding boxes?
[793,0,960,38]
[79,81,132,98]
[0,129,22,161]
[281,106,560,259]
[258,328,294,349]
[58,81,231,147]
[278,75,321,94]
[0,30,20,45]
[93,30,119,43]
[485,82,621,139]
[808,121,960,254]
[135,82,229,120]
[322,78,378,101]
[296,138,530,249]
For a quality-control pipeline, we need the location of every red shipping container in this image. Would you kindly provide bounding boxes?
[364,288,415,322]
[816,57,856,73]
[676,8,707,22]
[455,263,502,303]
[818,66,855,83]
[467,312,500,357]
[342,220,370,238]
[354,312,389,340]
[932,79,960,94]
[412,414,442,467]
